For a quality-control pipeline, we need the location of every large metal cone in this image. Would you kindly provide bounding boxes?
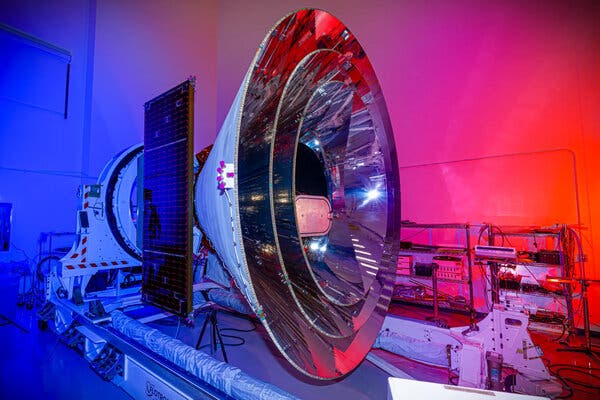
[196,8,400,379]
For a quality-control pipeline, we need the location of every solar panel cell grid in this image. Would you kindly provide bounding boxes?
[141,80,194,316]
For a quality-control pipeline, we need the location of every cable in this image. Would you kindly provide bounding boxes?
[10,243,32,263]
[197,313,257,350]
[555,375,574,399]
[36,255,60,281]
[197,335,245,349]
[478,263,492,312]
[220,319,257,334]
[174,317,181,339]
[476,225,489,245]
[407,278,457,303]
[218,333,245,347]
[545,363,600,398]
[553,367,600,390]
[0,165,97,179]
[491,225,513,247]
[448,373,459,386]
[477,261,499,308]
[400,228,430,242]
[521,264,546,288]
[547,363,600,370]
[550,320,567,342]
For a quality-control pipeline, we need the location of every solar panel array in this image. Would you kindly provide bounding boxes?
[141,79,194,316]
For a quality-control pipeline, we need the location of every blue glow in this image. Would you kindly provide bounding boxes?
[366,189,380,201]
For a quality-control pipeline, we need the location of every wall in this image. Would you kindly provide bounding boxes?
[89,0,218,175]
[0,0,218,259]
[215,0,600,328]
[0,0,95,261]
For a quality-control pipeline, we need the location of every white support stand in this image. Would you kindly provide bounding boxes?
[377,306,562,398]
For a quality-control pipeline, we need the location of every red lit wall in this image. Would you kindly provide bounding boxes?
[215,0,600,330]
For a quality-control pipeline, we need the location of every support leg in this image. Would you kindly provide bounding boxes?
[195,313,211,350]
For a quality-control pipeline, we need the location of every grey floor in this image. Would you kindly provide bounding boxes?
[148,312,392,400]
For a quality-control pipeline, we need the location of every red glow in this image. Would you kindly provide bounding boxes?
[215,2,600,328]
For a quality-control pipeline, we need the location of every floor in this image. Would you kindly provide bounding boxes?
[0,271,130,400]
[1,269,600,400]
[147,312,390,400]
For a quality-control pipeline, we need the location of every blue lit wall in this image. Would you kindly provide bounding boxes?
[0,0,94,261]
[0,0,218,260]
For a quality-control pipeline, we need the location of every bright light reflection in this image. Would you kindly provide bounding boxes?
[366,189,380,201]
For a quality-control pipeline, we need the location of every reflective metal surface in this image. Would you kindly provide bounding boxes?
[200,9,400,379]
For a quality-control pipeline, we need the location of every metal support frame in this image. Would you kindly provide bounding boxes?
[195,304,228,363]
[397,222,479,329]
[377,306,562,397]
[485,224,576,334]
